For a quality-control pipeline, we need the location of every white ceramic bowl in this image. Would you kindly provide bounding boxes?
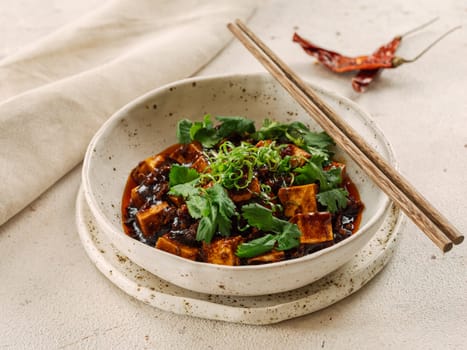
[82,73,396,296]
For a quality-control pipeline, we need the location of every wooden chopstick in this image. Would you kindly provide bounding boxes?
[231,19,464,247]
[228,19,464,252]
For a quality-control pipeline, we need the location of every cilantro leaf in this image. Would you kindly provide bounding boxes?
[216,116,256,137]
[241,203,276,232]
[205,184,236,218]
[283,121,310,145]
[168,180,199,198]
[189,115,222,148]
[294,157,348,212]
[284,122,334,156]
[294,160,327,187]
[186,195,209,219]
[197,216,216,243]
[204,184,236,237]
[215,211,232,237]
[275,223,301,250]
[253,119,288,141]
[192,128,221,148]
[236,234,276,258]
[294,158,343,190]
[302,131,334,150]
[237,203,301,258]
[169,177,235,243]
[189,123,203,140]
[190,114,213,135]
[176,119,193,144]
[323,167,343,189]
[254,119,334,161]
[177,116,220,146]
[181,115,256,148]
[241,203,299,238]
[169,164,200,187]
[317,188,349,213]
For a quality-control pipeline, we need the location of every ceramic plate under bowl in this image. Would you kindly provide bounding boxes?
[82,73,396,296]
[76,186,405,325]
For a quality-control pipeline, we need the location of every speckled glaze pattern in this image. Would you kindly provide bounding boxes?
[76,186,405,325]
[81,73,397,295]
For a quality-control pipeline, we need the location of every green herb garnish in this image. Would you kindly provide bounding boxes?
[235,234,277,258]
[189,115,221,148]
[171,116,350,256]
[168,164,200,187]
[253,119,334,161]
[294,157,342,190]
[204,141,292,190]
[294,157,349,213]
[236,203,301,258]
[216,116,256,137]
[169,180,236,243]
[176,119,193,144]
[176,115,256,147]
[167,180,200,198]
[316,188,349,213]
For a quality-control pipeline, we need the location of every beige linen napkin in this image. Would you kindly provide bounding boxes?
[0,0,257,225]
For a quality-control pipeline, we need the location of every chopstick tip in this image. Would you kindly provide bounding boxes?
[442,242,453,253]
[453,235,464,245]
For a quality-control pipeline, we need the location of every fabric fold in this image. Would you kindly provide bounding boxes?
[0,0,257,225]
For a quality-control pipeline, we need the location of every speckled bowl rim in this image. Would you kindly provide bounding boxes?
[82,72,397,273]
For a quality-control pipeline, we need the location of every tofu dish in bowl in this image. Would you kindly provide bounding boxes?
[82,73,394,295]
[122,116,364,266]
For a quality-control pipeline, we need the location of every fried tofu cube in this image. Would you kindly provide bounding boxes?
[130,186,146,208]
[324,161,346,179]
[278,184,318,217]
[168,195,184,207]
[131,155,167,182]
[155,234,199,261]
[229,177,261,203]
[190,155,209,173]
[247,250,285,265]
[282,144,311,167]
[136,202,171,238]
[290,212,334,244]
[169,142,203,164]
[202,236,243,266]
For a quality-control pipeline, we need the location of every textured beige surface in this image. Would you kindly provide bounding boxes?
[1,0,466,349]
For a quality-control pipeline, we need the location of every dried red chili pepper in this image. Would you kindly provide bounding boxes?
[351,70,381,92]
[293,32,399,73]
[351,37,402,92]
[293,19,460,92]
[352,18,437,92]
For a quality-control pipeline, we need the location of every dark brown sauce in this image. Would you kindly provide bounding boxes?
[332,176,364,242]
[121,143,182,235]
[121,176,136,233]
[121,142,364,264]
